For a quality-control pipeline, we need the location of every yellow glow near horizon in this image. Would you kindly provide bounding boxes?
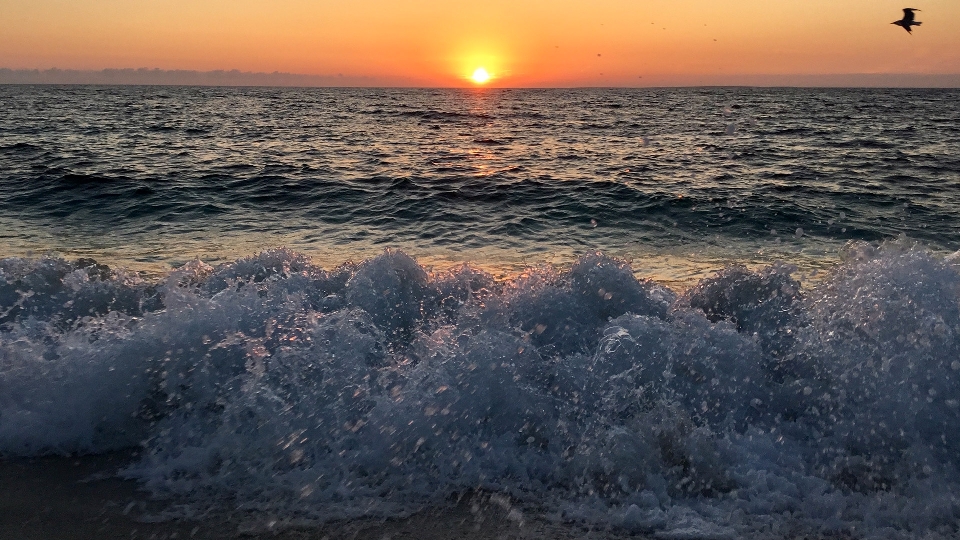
[470,67,491,84]
[2,0,960,86]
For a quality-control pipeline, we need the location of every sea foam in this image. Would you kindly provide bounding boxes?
[2,243,960,538]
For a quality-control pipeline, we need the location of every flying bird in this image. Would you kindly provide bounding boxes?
[892,8,922,34]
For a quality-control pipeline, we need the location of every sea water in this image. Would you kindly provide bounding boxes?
[2,86,960,538]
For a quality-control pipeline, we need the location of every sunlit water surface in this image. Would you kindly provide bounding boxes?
[2,86,960,539]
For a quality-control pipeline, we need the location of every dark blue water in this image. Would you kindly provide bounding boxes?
[2,86,959,281]
[3,86,960,539]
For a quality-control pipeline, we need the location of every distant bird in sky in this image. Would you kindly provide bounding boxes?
[892,8,922,34]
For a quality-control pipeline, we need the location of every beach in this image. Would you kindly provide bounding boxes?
[1,452,626,540]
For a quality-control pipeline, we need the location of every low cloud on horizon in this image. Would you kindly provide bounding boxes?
[0,68,415,87]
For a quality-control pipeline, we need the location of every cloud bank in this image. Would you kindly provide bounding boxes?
[0,68,418,87]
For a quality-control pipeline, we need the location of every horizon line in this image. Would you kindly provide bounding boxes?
[3,67,960,89]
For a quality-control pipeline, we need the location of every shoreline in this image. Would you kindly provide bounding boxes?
[0,452,633,540]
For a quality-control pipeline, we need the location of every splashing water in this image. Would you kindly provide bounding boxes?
[2,242,960,538]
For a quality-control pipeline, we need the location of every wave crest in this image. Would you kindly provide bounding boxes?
[3,244,960,537]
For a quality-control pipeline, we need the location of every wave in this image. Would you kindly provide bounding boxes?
[2,242,960,537]
[374,109,496,122]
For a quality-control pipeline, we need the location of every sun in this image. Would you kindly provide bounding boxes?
[470,67,491,84]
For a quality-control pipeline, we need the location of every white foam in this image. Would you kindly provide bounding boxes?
[2,244,960,538]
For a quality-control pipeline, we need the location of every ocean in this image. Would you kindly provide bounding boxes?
[2,85,960,538]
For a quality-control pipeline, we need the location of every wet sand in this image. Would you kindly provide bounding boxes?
[0,452,629,540]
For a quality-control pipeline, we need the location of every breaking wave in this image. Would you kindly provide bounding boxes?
[2,242,960,538]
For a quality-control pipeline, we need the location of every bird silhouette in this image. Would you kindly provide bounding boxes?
[892,8,922,34]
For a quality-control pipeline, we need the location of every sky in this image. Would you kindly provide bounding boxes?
[2,0,959,87]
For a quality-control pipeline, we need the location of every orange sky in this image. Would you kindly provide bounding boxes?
[2,0,959,86]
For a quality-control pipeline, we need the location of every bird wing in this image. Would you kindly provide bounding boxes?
[902,8,917,23]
